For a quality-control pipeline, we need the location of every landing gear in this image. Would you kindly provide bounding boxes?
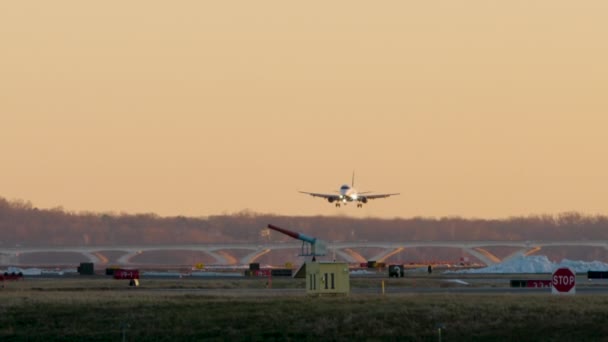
[357,203,363,208]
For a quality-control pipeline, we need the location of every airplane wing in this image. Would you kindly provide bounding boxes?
[362,193,400,200]
[298,191,341,200]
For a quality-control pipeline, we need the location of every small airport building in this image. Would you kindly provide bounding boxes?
[295,261,350,296]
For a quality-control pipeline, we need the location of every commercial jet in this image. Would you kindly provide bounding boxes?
[299,173,399,208]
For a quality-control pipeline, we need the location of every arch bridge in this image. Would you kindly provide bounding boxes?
[1,240,607,266]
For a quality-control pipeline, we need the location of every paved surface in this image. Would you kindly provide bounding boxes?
[135,285,608,297]
[15,272,608,296]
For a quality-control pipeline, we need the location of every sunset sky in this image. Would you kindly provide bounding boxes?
[1,1,607,219]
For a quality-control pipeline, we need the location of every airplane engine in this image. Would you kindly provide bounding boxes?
[360,197,368,204]
[327,198,335,203]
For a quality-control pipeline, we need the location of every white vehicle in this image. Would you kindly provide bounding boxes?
[299,173,399,208]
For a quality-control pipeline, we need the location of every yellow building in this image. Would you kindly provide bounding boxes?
[295,261,350,296]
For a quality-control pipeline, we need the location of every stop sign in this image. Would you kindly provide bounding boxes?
[552,267,576,294]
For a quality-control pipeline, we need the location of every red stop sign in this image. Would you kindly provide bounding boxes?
[552,268,576,294]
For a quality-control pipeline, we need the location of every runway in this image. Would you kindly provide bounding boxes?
[130,274,608,296]
[13,271,608,296]
[135,285,608,298]
[356,286,608,295]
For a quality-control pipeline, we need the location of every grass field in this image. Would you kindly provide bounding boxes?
[1,277,608,341]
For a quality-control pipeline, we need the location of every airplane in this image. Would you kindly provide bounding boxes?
[299,173,399,208]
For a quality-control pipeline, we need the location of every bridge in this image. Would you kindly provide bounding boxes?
[1,240,607,266]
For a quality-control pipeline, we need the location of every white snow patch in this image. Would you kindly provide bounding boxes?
[2,266,80,276]
[444,279,470,285]
[446,255,608,274]
[41,269,64,276]
[3,266,41,275]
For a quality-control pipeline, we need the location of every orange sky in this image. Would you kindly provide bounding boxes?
[1,1,607,219]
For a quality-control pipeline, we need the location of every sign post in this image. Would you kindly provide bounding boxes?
[552,267,576,295]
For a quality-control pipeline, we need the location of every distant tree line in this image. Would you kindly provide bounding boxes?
[1,197,607,247]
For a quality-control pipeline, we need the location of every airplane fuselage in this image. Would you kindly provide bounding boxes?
[339,184,358,202]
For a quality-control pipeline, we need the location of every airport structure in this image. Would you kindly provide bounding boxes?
[295,261,350,296]
[267,224,350,295]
